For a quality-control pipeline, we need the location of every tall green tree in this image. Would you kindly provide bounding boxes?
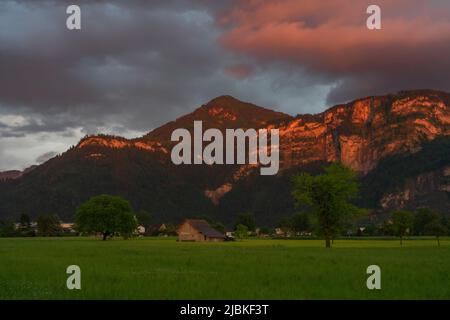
[37,214,61,236]
[413,208,436,236]
[391,210,414,246]
[292,163,360,248]
[75,195,137,240]
[424,218,447,247]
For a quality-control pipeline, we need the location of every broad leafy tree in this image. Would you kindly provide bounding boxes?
[413,208,436,236]
[37,214,61,236]
[424,218,447,247]
[392,210,414,246]
[75,195,137,240]
[292,163,360,248]
[234,224,248,240]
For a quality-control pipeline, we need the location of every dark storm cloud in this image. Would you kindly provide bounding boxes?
[0,0,328,144]
[0,1,220,127]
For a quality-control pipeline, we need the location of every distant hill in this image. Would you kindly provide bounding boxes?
[0,170,22,181]
[0,90,449,225]
[0,165,37,181]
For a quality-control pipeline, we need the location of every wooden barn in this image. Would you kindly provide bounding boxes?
[177,219,225,242]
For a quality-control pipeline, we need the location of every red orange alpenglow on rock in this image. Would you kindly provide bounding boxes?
[74,90,449,175]
[0,90,448,221]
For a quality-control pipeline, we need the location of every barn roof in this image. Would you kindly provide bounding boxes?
[183,219,225,238]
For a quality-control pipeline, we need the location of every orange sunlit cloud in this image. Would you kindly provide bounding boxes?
[216,0,450,102]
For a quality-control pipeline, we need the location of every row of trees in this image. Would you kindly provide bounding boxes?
[1,194,217,240]
[0,213,64,237]
[0,195,139,239]
[290,163,448,247]
[368,209,448,246]
[1,162,447,246]
[274,208,449,246]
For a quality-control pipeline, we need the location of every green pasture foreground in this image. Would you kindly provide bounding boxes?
[0,237,449,299]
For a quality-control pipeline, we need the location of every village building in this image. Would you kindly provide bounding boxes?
[60,223,75,233]
[177,219,225,242]
[136,225,146,235]
[225,231,234,238]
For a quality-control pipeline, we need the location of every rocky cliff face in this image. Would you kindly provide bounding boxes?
[0,90,448,222]
[380,165,450,211]
[75,90,450,177]
[48,90,450,209]
[278,90,450,174]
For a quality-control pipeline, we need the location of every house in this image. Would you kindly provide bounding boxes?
[60,223,75,233]
[136,225,146,235]
[177,219,225,242]
[225,231,234,238]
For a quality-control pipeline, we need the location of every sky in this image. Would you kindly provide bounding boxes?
[1,0,450,170]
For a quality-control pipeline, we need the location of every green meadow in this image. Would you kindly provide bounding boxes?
[0,237,449,300]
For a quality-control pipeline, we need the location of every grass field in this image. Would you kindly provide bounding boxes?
[0,237,449,299]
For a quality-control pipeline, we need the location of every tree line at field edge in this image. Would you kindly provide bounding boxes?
[0,163,448,247]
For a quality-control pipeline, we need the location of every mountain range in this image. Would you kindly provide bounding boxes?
[0,90,449,225]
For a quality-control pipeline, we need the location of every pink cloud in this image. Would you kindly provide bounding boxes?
[216,0,450,102]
